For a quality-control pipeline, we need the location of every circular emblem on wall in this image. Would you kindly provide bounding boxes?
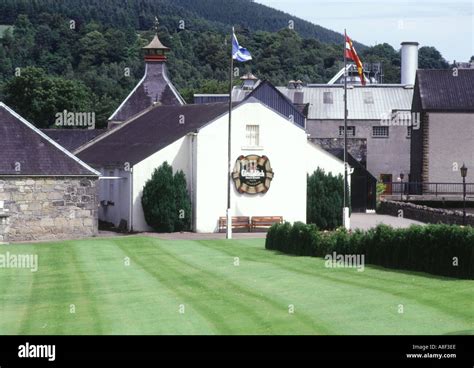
[232,155,274,194]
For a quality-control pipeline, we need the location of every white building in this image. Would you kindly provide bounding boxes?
[75,99,345,233]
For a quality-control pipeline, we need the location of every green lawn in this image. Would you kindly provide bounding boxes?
[0,236,472,335]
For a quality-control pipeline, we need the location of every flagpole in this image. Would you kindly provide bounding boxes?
[343,29,350,230]
[226,27,234,240]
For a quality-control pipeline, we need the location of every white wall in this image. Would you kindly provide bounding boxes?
[122,101,345,233]
[306,141,345,177]
[132,136,192,231]
[194,102,345,233]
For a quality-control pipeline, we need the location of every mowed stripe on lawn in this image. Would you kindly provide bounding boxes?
[117,237,330,334]
[0,236,472,335]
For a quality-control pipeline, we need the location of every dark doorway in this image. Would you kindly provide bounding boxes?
[352,176,367,212]
[322,147,377,212]
[380,174,392,195]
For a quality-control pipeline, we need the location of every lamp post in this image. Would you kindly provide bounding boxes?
[460,164,468,226]
[399,173,405,201]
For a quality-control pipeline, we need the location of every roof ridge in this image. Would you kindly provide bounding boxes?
[0,102,100,176]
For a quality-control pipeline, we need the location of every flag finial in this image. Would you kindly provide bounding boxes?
[154,16,160,34]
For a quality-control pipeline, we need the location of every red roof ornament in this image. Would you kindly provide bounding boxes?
[143,17,170,62]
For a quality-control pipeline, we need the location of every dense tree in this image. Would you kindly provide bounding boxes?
[141,162,191,233]
[307,169,344,230]
[79,31,108,68]
[12,14,34,65]
[142,162,177,233]
[418,46,450,69]
[3,67,92,128]
[0,1,451,129]
[361,43,401,83]
[0,0,352,45]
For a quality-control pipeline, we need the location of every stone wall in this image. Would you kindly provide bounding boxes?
[378,200,474,226]
[307,118,412,182]
[0,177,98,242]
[311,137,367,165]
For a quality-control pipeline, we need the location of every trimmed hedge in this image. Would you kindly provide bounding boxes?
[307,169,344,230]
[266,222,474,279]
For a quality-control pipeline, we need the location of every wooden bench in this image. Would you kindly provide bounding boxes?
[218,216,251,232]
[251,216,283,231]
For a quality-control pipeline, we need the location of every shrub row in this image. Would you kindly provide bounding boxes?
[266,222,474,279]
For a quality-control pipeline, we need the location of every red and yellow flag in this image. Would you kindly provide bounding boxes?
[345,34,366,85]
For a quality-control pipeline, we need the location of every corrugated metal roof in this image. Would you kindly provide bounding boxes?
[277,85,414,120]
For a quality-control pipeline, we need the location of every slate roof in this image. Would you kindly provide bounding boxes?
[77,103,232,167]
[241,80,306,127]
[195,81,307,126]
[41,129,107,151]
[0,103,99,176]
[194,94,229,104]
[108,62,185,123]
[412,69,474,112]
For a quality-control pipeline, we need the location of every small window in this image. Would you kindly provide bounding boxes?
[363,91,374,104]
[246,125,259,146]
[339,126,355,137]
[373,126,389,138]
[323,92,333,104]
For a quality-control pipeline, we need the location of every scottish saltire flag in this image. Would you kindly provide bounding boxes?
[232,29,252,62]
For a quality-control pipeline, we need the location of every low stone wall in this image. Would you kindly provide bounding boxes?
[311,138,367,164]
[0,177,98,242]
[378,200,474,226]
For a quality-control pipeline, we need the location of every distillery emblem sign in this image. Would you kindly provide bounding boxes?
[232,155,274,194]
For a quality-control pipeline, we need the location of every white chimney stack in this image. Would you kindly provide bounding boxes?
[401,42,419,85]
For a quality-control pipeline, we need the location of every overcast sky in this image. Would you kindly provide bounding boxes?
[257,0,473,62]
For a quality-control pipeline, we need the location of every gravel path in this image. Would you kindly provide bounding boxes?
[98,214,426,240]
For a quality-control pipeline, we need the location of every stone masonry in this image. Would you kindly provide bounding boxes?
[378,199,474,226]
[0,177,98,242]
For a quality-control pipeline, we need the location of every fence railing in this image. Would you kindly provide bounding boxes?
[383,182,474,197]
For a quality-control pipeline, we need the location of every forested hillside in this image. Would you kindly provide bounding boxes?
[0,0,449,128]
[0,0,351,44]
